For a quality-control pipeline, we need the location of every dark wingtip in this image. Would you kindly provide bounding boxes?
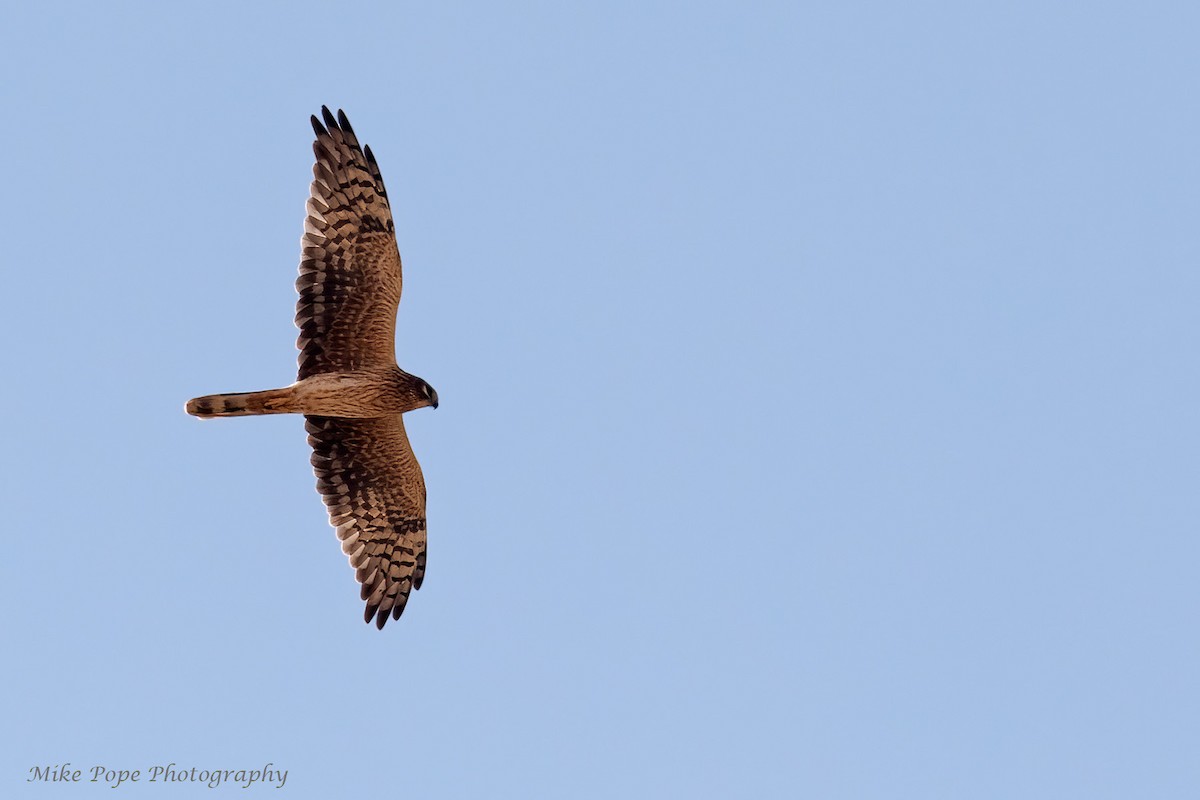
[414,553,426,591]
[313,138,334,164]
[375,608,389,629]
[364,602,379,624]
[321,106,338,130]
[310,114,326,138]
[337,108,353,134]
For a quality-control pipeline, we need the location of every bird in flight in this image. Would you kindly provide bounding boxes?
[186,107,438,628]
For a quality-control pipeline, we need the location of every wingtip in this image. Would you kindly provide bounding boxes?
[375,606,390,629]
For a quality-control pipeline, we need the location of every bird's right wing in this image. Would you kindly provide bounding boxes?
[296,107,403,380]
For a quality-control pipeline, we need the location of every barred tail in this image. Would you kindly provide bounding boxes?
[185,387,298,418]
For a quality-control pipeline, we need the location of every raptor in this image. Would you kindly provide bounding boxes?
[187,107,437,628]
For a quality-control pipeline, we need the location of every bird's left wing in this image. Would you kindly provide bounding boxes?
[306,415,428,628]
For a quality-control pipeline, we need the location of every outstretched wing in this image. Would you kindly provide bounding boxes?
[306,415,428,628]
[296,107,402,380]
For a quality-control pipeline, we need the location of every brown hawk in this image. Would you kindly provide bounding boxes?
[186,107,438,629]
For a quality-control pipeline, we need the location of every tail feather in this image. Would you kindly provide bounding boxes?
[185,387,297,418]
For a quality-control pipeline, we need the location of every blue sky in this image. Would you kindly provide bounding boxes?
[4,1,1199,797]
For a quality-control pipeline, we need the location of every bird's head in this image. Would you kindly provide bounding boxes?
[419,379,439,410]
[397,369,438,411]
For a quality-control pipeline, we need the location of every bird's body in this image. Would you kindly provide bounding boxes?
[187,367,431,418]
[186,107,437,628]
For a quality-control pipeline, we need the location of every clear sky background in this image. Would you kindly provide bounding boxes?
[3,2,1198,797]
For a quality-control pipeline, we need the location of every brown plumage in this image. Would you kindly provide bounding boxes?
[186,107,437,628]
